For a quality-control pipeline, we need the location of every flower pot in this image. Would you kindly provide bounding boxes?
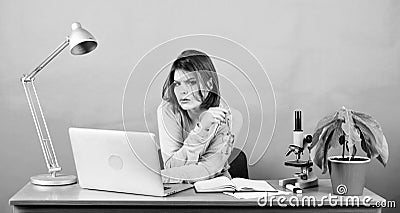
[328,156,370,196]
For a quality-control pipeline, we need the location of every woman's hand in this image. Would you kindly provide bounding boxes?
[198,107,229,131]
[187,107,231,151]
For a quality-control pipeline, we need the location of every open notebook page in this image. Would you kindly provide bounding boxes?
[231,178,277,192]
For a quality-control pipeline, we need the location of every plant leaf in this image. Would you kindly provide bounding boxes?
[341,107,361,156]
[312,121,340,174]
[312,128,329,171]
[330,122,344,149]
[322,127,335,174]
[377,155,386,167]
[358,124,379,158]
[310,111,338,150]
[358,128,372,158]
[315,111,338,131]
[351,145,357,158]
[352,111,389,166]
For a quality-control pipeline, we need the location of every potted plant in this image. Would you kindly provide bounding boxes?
[309,106,388,195]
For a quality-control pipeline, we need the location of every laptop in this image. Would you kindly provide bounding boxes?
[68,127,193,196]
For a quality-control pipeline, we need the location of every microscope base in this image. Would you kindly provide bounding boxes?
[279,174,318,189]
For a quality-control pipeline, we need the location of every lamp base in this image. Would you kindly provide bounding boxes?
[30,174,77,186]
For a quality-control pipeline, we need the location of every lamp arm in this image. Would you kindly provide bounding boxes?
[23,37,70,82]
[21,38,71,177]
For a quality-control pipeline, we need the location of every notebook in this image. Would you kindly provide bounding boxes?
[194,176,277,192]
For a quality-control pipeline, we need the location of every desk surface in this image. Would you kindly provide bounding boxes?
[9,179,386,213]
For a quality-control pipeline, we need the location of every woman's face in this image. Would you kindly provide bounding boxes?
[173,69,208,111]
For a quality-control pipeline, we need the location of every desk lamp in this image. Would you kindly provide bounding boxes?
[21,22,97,186]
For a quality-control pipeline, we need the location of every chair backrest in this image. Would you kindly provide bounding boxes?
[226,107,248,178]
[228,147,249,179]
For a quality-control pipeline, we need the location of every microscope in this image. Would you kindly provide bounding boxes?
[278,110,318,192]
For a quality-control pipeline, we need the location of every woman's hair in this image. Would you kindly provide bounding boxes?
[162,49,220,121]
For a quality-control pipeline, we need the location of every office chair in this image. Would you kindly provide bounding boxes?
[225,107,248,178]
[228,147,249,179]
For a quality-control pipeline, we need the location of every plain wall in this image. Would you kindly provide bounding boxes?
[1,0,399,212]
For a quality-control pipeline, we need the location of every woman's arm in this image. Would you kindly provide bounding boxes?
[157,104,215,167]
[161,124,234,183]
[157,104,182,161]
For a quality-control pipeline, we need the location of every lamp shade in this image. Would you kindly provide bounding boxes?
[69,22,97,55]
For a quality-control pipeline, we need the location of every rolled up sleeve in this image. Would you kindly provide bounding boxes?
[161,124,234,183]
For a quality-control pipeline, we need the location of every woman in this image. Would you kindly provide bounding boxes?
[157,49,234,183]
